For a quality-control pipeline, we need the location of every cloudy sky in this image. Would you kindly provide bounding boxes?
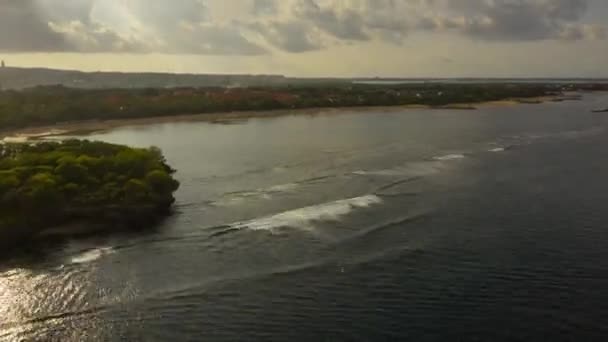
[0,0,606,77]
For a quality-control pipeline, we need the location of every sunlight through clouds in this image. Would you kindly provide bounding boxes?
[0,0,606,76]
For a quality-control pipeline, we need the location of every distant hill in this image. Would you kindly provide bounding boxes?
[0,67,294,89]
[1,66,607,90]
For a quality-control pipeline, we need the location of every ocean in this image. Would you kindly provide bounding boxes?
[2,93,608,341]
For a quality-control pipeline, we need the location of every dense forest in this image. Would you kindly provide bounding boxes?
[0,140,179,238]
[1,83,604,130]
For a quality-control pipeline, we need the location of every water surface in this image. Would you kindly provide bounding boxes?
[2,94,608,340]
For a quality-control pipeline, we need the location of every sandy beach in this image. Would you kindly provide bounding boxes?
[0,94,575,141]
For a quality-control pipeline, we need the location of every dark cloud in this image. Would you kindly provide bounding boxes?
[125,0,266,55]
[35,0,96,23]
[175,24,267,55]
[546,0,589,20]
[0,0,265,55]
[249,20,322,52]
[293,0,369,41]
[0,0,604,55]
[253,0,277,15]
[0,0,69,52]
[47,20,146,53]
[123,0,207,28]
[256,0,603,53]
[444,0,597,41]
[0,0,144,53]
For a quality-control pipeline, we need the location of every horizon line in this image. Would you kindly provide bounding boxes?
[2,65,608,81]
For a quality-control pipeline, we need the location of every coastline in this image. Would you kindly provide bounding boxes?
[0,94,576,140]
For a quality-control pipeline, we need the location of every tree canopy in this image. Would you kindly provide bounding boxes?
[0,83,601,130]
[0,140,179,232]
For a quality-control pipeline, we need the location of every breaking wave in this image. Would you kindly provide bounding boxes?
[69,247,114,264]
[353,161,442,177]
[433,153,466,161]
[230,195,382,231]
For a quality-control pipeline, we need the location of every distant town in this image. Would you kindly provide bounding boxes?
[1,63,608,90]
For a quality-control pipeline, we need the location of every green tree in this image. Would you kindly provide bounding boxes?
[145,170,179,196]
[0,140,180,233]
[55,156,88,183]
[124,179,151,203]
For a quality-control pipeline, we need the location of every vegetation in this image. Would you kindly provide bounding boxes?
[1,83,606,130]
[0,140,179,237]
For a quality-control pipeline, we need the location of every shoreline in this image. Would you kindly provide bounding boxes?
[0,94,579,140]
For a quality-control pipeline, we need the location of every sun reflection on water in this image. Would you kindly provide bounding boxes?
[0,253,103,340]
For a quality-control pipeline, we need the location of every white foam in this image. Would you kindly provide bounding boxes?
[433,154,466,161]
[353,169,402,176]
[489,147,505,152]
[69,247,114,264]
[267,183,299,193]
[2,136,28,143]
[231,195,382,231]
[214,182,300,206]
[353,161,441,177]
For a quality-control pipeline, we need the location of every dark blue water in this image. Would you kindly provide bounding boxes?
[2,93,608,341]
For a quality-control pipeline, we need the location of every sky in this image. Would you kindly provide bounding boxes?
[0,0,606,77]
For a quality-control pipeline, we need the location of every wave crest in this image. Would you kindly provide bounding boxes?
[433,153,465,161]
[230,195,382,231]
[69,247,114,264]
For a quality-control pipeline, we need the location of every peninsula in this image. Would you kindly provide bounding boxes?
[1,82,606,135]
[0,140,179,247]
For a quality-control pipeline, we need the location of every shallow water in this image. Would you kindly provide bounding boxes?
[2,93,608,340]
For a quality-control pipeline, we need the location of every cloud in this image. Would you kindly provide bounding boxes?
[0,0,149,53]
[176,23,267,55]
[253,0,277,15]
[0,0,604,55]
[439,0,597,41]
[248,20,323,52]
[0,0,265,55]
[293,0,369,41]
[248,0,605,52]
[558,23,606,40]
[46,21,146,53]
[0,0,69,52]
